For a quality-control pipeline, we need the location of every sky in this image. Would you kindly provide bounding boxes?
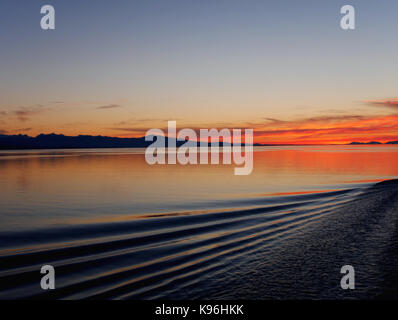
[0,0,398,144]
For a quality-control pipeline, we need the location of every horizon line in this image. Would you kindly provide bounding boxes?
[1,132,398,147]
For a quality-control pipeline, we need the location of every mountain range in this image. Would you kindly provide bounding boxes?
[349,141,398,145]
[0,133,397,150]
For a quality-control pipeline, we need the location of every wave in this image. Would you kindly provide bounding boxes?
[0,186,368,299]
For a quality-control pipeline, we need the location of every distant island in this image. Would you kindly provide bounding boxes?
[349,141,398,145]
[349,141,382,145]
[0,133,397,150]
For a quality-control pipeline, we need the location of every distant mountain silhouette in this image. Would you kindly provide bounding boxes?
[0,133,397,150]
[348,140,398,145]
[0,133,255,150]
[0,133,180,150]
[349,141,382,145]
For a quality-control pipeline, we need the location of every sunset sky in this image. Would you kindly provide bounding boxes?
[1,0,398,144]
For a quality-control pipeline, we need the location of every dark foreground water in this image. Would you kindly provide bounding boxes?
[0,147,398,299]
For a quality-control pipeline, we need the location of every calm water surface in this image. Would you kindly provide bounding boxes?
[0,146,397,299]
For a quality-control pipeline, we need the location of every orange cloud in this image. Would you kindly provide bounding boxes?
[366,98,398,109]
[106,114,398,145]
[254,114,398,144]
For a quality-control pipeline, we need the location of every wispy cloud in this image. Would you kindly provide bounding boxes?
[234,115,370,134]
[113,118,153,126]
[96,104,122,110]
[254,114,398,144]
[263,117,286,124]
[0,129,8,134]
[3,105,50,122]
[108,114,379,140]
[108,127,149,135]
[0,104,53,123]
[366,98,398,109]
[13,128,32,132]
[13,108,42,121]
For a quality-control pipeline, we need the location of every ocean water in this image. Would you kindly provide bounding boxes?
[0,145,398,299]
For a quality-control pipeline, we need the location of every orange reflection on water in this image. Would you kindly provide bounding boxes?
[0,146,398,232]
[260,189,340,197]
